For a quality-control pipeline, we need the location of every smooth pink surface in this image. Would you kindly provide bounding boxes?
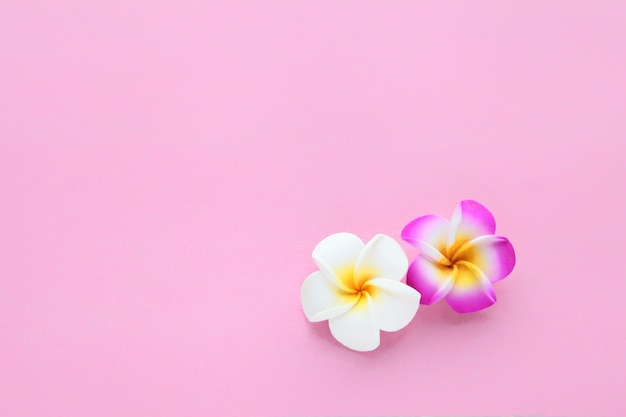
[1,2,625,416]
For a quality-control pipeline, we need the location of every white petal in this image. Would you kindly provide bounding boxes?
[365,278,421,332]
[300,271,359,322]
[312,232,364,289]
[328,293,380,352]
[316,259,357,294]
[354,234,408,286]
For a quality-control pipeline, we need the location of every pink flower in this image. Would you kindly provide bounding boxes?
[401,200,516,313]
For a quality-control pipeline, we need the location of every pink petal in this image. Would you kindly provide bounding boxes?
[406,255,455,305]
[445,262,497,313]
[447,200,496,255]
[401,214,449,263]
[455,235,516,283]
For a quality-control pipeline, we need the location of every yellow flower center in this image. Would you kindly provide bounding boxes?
[440,238,475,268]
[334,264,377,299]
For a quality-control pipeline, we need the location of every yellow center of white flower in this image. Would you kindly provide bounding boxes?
[334,264,378,300]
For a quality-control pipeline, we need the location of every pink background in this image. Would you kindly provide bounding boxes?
[1,1,625,416]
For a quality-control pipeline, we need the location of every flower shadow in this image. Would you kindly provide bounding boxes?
[417,300,492,326]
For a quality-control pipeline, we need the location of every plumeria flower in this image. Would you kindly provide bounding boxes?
[401,200,516,313]
[300,233,421,352]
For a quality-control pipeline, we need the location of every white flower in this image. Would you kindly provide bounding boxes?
[300,233,421,351]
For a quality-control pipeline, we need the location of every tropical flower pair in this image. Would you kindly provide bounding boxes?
[300,200,516,351]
